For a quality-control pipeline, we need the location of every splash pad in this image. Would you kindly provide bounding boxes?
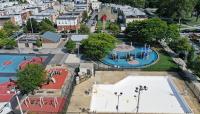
[102,43,158,68]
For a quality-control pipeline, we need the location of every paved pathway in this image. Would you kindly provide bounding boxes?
[49,54,65,64]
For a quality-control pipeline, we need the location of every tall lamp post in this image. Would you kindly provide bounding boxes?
[77,42,80,56]
[135,85,148,113]
[30,18,33,34]
[114,92,123,112]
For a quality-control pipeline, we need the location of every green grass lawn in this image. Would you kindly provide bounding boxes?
[143,50,179,71]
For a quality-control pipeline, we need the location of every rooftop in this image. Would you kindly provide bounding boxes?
[41,31,61,43]
[70,35,88,42]
[57,16,77,20]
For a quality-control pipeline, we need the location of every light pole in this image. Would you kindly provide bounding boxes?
[77,42,80,56]
[30,18,33,34]
[114,92,123,112]
[135,85,148,113]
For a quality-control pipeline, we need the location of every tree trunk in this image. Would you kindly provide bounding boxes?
[196,15,199,22]
[178,17,181,31]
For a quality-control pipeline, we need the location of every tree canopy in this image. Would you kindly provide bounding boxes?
[3,21,19,36]
[25,18,55,33]
[0,29,8,39]
[25,18,40,33]
[192,55,200,77]
[194,0,200,21]
[169,37,192,53]
[39,19,55,33]
[157,0,196,20]
[0,22,16,49]
[109,23,120,36]
[125,18,179,44]
[17,64,46,94]
[81,33,117,59]
[65,39,76,53]
[79,24,90,34]
[82,11,88,22]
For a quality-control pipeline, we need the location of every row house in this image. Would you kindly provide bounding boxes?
[0,1,18,9]
[37,4,49,11]
[74,0,87,4]
[56,16,80,32]
[0,14,23,29]
[0,10,8,16]
[20,9,32,24]
[110,4,147,24]
[5,4,29,14]
[26,7,39,15]
[90,0,101,11]
[9,14,23,26]
[0,16,14,29]
[30,8,59,23]
[75,3,89,12]
[30,15,52,22]
[61,11,82,21]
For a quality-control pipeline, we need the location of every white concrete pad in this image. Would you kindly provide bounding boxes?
[90,76,192,113]
[65,54,80,64]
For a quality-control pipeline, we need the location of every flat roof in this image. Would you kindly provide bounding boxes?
[57,17,77,20]
[90,76,192,114]
[70,35,88,42]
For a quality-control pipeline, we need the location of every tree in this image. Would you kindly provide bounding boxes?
[109,23,120,36]
[170,37,191,53]
[18,0,27,4]
[81,33,117,59]
[125,20,144,39]
[17,64,46,94]
[187,47,196,63]
[34,39,42,47]
[0,29,8,39]
[4,38,17,49]
[125,18,181,44]
[165,24,180,43]
[145,0,160,8]
[79,24,90,34]
[0,39,6,48]
[25,18,40,33]
[194,0,200,21]
[140,18,168,43]
[39,19,55,33]
[192,55,200,77]
[65,39,76,53]
[42,18,54,26]
[82,11,88,22]
[157,0,196,27]
[3,20,19,36]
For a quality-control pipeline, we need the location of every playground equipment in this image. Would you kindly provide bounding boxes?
[24,96,59,108]
[103,42,158,68]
